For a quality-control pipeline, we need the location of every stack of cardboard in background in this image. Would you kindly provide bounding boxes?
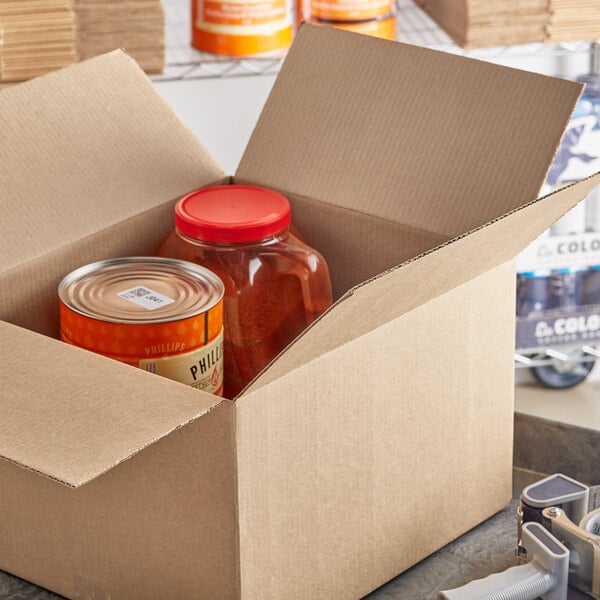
[73,0,165,73]
[0,0,77,84]
[73,0,165,74]
[416,0,547,48]
[547,0,600,43]
[417,0,600,48]
[0,0,164,85]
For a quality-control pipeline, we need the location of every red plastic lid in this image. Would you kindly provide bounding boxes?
[175,185,291,243]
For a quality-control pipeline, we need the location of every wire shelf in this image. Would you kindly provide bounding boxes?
[153,0,593,81]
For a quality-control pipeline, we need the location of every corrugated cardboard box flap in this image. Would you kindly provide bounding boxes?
[246,173,600,392]
[0,50,224,275]
[0,321,224,488]
[237,24,582,239]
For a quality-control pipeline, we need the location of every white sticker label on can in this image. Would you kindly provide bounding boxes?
[117,286,175,310]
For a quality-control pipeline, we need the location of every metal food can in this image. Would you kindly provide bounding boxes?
[59,257,225,395]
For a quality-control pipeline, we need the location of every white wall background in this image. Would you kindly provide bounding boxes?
[154,75,277,174]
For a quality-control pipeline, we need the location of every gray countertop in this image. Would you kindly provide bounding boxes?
[2,405,597,600]
[0,497,590,600]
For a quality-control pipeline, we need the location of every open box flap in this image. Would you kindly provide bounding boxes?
[0,321,224,488]
[237,24,582,239]
[244,172,600,393]
[0,50,224,274]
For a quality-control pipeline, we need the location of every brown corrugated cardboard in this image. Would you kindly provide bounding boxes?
[416,0,547,48]
[0,24,595,600]
[0,51,224,336]
[236,261,516,599]
[238,26,578,237]
[0,335,239,598]
[417,0,600,48]
[244,174,600,393]
[0,321,223,487]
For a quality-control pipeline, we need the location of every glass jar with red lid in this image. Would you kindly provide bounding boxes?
[158,184,333,399]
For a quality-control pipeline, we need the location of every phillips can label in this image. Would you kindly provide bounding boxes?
[59,257,225,395]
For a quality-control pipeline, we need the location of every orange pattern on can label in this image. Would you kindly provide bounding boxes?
[309,0,393,21]
[203,0,286,25]
[60,300,224,395]
[192,0,292,56]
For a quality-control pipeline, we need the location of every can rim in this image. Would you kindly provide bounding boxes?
[58,257,224,325]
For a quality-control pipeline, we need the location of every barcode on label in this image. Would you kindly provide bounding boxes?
[117,286,175,310]
[127,287,152,298]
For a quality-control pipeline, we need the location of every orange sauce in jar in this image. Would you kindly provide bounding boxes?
[158,185,333,399]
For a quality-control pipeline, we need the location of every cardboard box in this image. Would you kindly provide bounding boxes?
[416,0,547,48]
[0,24,598,600]
[417,0,600,48]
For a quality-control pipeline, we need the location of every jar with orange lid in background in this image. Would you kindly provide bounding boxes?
[157,185,333,399]
[192,0,293,56]
[303,0,397,41]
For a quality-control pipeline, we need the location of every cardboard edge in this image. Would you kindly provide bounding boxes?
[348,173,600,298]
[418,0,468,47]
[0,393,229,490]
[231,402,243,598]
[233,179,451,242]
[240,260,514,398]
[0,48,127,95]
[0,399,241,600]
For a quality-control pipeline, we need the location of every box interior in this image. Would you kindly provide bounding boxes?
[1,26,583,341]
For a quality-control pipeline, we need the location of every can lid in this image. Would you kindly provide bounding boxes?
[175,185,291,243]
[59,257,224,324]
